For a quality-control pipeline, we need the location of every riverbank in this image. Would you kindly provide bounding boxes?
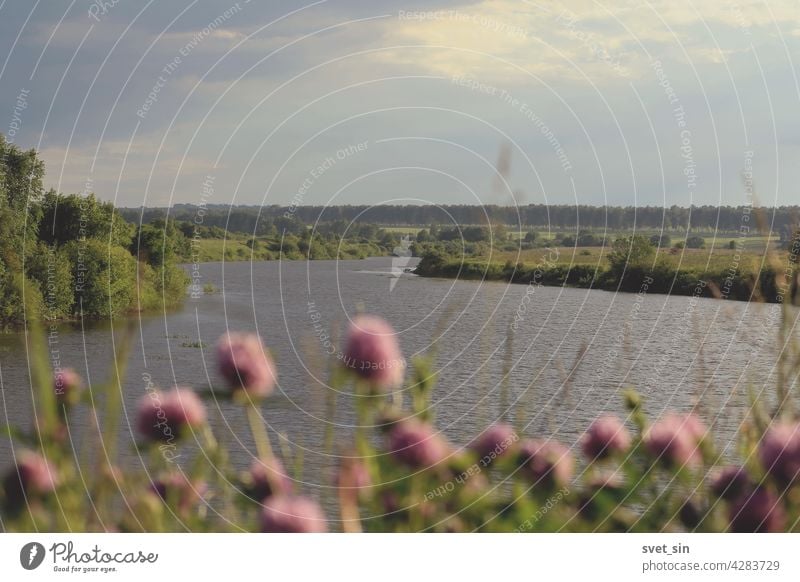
[414,250,798,304]
[185,236,391,262]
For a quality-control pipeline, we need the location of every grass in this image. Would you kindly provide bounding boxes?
[507,230,780,249]
[381,226,424,235]
[453,245,787,273]
[188,238,265,262]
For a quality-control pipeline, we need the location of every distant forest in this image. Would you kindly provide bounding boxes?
[119,203,800,238]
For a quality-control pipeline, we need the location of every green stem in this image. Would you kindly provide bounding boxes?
[246,404,284,496]
[246,404,274,462]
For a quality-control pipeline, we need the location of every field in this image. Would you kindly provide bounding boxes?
[481,246,786,272]
[415,230,797,304]
[507,230,780,250]
[188,237,261,262]
[190,230,788,277]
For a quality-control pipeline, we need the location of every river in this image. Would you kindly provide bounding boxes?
[0,257,795,504]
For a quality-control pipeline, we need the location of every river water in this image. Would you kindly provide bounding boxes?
[0,257,796,506]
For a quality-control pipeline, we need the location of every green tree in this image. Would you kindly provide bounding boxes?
[39,191,135,249]
[650,233,672,248]
[686,236,705,249]
[577,232,601,246]
[608,235,655,274]
[65,239,138,317]
[0,260,45,323]
[131,219,187,268]
[25,242,74,320]
[0,135,46,264]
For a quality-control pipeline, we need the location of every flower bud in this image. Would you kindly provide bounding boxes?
[247,457,292,501]
[469,423,517,462]
[260,496,327,533]
[709,466,750,501]
[343,315,404,390]
[388,420,449,469]
[728,488,786,533]
[517,439,574,487]
[216,332,277,398]
[54,368,83,407]
[136,387,206,443]
[644,413,706,468]
[758,422,800,486]
[2,452,58,508]
[581,415,631,460]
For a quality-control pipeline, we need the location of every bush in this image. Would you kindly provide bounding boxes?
[0,270,43,324]
[65,240,138,318]
[607,235,655,275]
[560,235,576,247]
[25,243,74,320]
[686,236,706,249]
[650,233,671,248]
[576,232,603,246]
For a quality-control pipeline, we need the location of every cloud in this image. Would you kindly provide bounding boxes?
[1,0,799,206]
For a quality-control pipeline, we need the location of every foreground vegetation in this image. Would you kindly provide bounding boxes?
[3,304,800,532]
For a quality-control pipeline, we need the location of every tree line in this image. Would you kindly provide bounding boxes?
[121,203,799,237]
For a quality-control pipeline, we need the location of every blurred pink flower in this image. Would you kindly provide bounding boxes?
[3,451,58,507]
[136,387,206,442]
[581,415,631,460]
[216,332,277,398]
[260,496,328,533]
[469,423,517,462]
[517,439,574,487]
[53,368,83,407]
[728,488,786,533]
[247,457,292,500]
[644,413,706,468]
[709,466,751,500]
[682,413,708,440]
[151,473,207,513]
[758,421,800,485]
[15,452,58,494]
[337,457,371,500]
[343,315,404,389]
[388,420,449,468]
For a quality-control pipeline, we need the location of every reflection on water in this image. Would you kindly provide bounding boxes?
[0,257,795,502]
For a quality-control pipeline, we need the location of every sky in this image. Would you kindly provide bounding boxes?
[2,0,799,209]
